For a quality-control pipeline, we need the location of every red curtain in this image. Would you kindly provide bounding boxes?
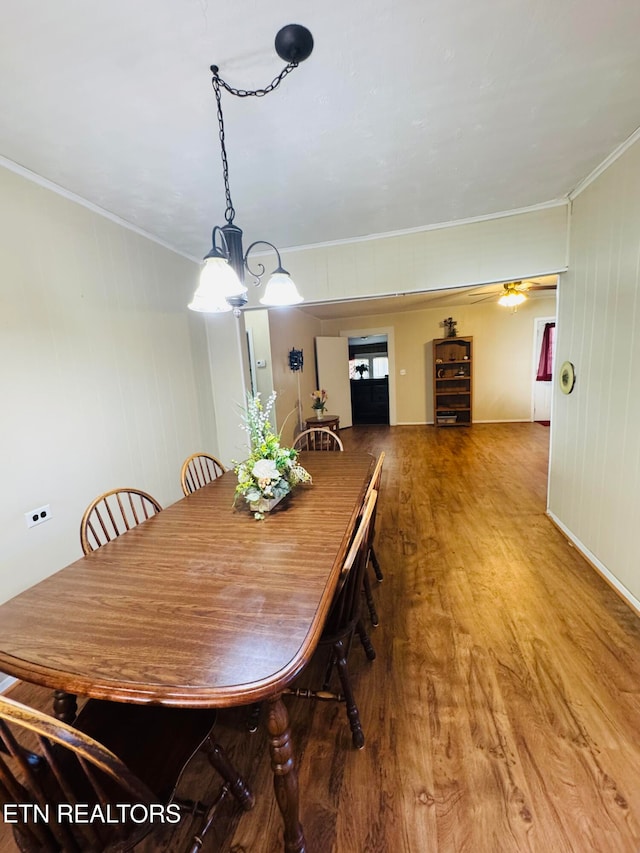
[536,322,555,381]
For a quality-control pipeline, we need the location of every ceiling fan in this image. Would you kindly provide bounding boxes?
[471,277,557,307]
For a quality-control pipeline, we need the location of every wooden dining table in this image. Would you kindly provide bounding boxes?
[0,451,373,853]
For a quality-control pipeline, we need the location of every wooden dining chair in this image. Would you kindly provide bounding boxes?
[180,452,226,496]
[80,488,162,555]
[292,428,343,452]
[286,489,378,749]
[365,451,385,582]
[361,451,386,627]
[0,695,254,853]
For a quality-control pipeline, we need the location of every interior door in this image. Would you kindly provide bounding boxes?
[533,316,555,422]
[315,337,353,428]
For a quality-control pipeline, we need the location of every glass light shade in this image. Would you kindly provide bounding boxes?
[498,290,526,307]
[201,256,247,298]
[188,279,232,313]
[259,272,303,306]
[188,256,247,313]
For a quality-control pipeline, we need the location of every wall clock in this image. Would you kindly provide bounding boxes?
[559,361,576,394]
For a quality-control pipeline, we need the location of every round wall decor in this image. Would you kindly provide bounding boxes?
[559,361,576,394]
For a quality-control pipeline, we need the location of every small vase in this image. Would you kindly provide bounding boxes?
[249,494,285,514]
[314,407,326,420]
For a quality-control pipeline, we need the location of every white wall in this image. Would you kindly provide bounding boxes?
[0,166,213,603]
[244,309,275,402]
[244,204,569,308]
[549,139,640,608]
[267,307,323,447]
[201,310,252,466]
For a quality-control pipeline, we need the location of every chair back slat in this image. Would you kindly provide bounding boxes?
[364,451,384,549]
[80,488,163,554]
[365,451,385,500]
[38,737,87,852]
[0,722,81,851]
[121,492,137,528]
[292,428,343,452]
[0,744,61,850]
[181,453,226,496]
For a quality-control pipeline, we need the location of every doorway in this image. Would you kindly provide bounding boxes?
[532,316,555,423]
[348,335,390,424]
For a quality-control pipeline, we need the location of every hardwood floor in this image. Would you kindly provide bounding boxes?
[3,424,640,852]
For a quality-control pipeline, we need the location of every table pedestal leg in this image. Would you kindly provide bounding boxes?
[266,694,306,853]
[52,690,77,723]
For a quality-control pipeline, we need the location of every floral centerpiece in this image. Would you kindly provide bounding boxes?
[310,389,328,416]
[234,392,312,519]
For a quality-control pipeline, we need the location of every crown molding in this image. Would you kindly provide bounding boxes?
[280,199,570,254]
[1,152,573,262]
[0,155,198,262]
[568,125,640,200]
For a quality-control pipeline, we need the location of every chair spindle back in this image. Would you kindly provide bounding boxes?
[292,428,343,452]
[180,453,226,496]
[80,488,162,554]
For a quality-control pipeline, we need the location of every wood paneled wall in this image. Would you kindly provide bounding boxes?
[0,166,212,604]
[549,138,640,606]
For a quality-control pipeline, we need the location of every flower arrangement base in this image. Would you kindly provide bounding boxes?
[249,495,285,514]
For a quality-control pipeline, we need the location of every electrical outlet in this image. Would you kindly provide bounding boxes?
[25,505,52,528]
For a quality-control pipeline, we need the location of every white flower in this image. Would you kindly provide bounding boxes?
[252,458,279,481]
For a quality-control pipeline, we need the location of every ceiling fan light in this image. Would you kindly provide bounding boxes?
[498,290,527,307]
[259,271,303,306]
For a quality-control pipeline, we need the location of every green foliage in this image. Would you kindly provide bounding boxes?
[234,392,312,519]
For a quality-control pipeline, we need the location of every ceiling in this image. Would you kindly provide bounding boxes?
[2,1,640,264]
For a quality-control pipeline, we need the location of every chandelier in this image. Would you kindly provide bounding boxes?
[188,24,314,316]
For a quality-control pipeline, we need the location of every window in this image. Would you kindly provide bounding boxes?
[372,357,388,379]
[349,359,369,379]
[349,355,389,379]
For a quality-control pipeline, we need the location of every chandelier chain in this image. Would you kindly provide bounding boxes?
[215,62,299,99]
[211,63,298,225]
[212,75,235,224]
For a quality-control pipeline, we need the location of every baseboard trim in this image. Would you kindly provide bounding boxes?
[394,419,532,426]
[547,510,640,618]
[0,674,17,694]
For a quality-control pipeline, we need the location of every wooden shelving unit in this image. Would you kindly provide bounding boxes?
[433,336,473,427]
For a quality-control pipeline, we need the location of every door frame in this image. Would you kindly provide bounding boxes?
[530,314,556,422]
[339,326,397,426]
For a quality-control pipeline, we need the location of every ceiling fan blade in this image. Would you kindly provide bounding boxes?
[471,293,500,304]
[520,277,558,291]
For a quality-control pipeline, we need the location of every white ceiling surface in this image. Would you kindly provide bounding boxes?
[1,1,640,262]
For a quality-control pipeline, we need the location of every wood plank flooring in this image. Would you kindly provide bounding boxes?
[3,423,640,852]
